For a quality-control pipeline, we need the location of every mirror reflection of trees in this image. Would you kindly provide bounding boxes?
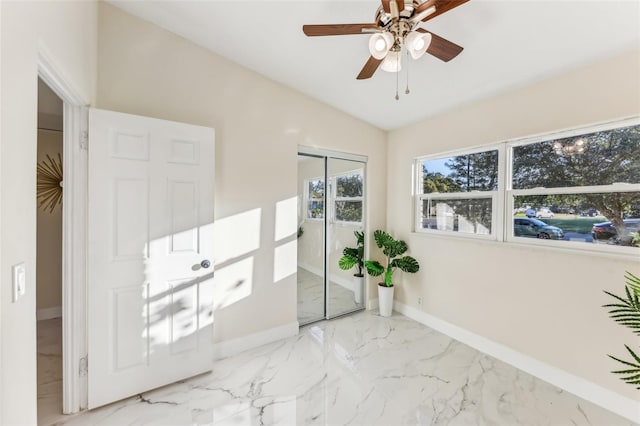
[335,172,363,223]
[307,179,324,219]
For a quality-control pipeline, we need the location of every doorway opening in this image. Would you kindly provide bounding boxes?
[297,148,367,326]
[36,78,64,423]
[37,49,90,418]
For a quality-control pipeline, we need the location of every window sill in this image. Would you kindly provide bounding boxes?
[410,231,640,262]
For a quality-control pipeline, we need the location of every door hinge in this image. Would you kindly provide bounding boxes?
[80,131,88,150]
[79,356,88,377]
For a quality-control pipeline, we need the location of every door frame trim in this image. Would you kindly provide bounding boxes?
[38,46,89,414]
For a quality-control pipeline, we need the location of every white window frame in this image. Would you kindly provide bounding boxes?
[332,168,364,226]
[414,144,505,241]
[412,116,640,257]
[505,117,640,255]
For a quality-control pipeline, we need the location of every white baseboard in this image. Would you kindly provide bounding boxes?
[393,301,640,424]
[213,321,299,360]
[37,306,62,321]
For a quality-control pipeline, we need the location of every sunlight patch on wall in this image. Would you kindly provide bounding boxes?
[214,208,261,264]
[275,196,297,242]
[214,257,254,310]
[273,240,297,283]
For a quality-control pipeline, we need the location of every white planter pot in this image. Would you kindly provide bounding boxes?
[353,275,364,304]
[377,284,394,317]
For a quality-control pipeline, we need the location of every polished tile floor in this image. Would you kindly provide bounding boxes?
[38,312,630,425]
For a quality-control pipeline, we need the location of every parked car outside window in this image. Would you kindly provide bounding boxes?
[535,207,554,218]
[592,218,640,246]
[525,208,537,218]
[514,217,565,240]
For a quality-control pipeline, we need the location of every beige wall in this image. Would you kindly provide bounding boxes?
[97,3,387,343]
[0,1,97,423]
[386,49,640,402]
[36,130,63,313]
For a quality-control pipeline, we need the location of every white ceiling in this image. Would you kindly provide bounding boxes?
[107,0,640,130]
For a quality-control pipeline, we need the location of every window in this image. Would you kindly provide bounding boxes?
[414,118,640,253]
[306,178,324,220]
[333,170,364,224]
[508,122,640,250]
[416,148,500,238]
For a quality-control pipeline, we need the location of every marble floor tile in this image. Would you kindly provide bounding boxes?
[38,312,631,425]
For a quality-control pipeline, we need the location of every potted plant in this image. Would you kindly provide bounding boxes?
[338,230,365,304]
[365,230,420,317]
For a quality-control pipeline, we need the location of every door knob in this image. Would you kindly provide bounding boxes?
[200,259,211,269]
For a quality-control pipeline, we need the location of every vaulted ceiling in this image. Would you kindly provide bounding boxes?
[107,0,640,130]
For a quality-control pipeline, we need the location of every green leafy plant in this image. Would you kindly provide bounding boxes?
[603,271,640,389]
[338,231,364,277]
[364,230,420,287]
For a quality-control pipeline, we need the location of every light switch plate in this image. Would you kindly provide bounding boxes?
[12,262,26,303]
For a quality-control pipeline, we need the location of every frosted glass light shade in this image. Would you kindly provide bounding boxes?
[381,51,402,72]
[405,31,432,59]
[368,32,394,59]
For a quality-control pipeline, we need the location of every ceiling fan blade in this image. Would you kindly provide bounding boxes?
[357,56,383,80]
[416,0,470,22]
[303,23,378,36]
[381,0,391,13]
[417,28,463,62]
[395,0,405,11]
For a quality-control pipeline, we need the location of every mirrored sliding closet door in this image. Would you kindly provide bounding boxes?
[297,151,366,326]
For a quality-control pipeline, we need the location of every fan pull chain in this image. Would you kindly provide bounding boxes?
[395,65,399,101]
[394,49,400,100]
[405,50,411,95]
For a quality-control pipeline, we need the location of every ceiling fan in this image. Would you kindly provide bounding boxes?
[302,0,470,80]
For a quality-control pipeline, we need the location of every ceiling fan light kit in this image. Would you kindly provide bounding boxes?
[405,31,432,59]
[302,0,470,92]
[369,32,394,59]
[381,50,402,72]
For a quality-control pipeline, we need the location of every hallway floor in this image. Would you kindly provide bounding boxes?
[38,312,630,425]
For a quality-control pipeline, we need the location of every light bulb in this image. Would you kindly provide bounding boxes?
[381,51,402,72]
[405,31,432,59]
[368,32,394,60]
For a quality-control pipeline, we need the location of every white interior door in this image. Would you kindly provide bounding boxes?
[87,108,215,409]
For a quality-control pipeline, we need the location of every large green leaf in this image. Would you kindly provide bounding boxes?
[608,345,640,389]
[339,255,358,271]
[342,247,359,258]
[392,256,420,274]
[364,260,384,277]
[625,271,640,298]
[373,230,393,250]
[604,279,640,336]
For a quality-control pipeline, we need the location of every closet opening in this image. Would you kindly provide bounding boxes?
[297,149,367,326]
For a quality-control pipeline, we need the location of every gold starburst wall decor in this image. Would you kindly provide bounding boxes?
[37,153,63,213]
